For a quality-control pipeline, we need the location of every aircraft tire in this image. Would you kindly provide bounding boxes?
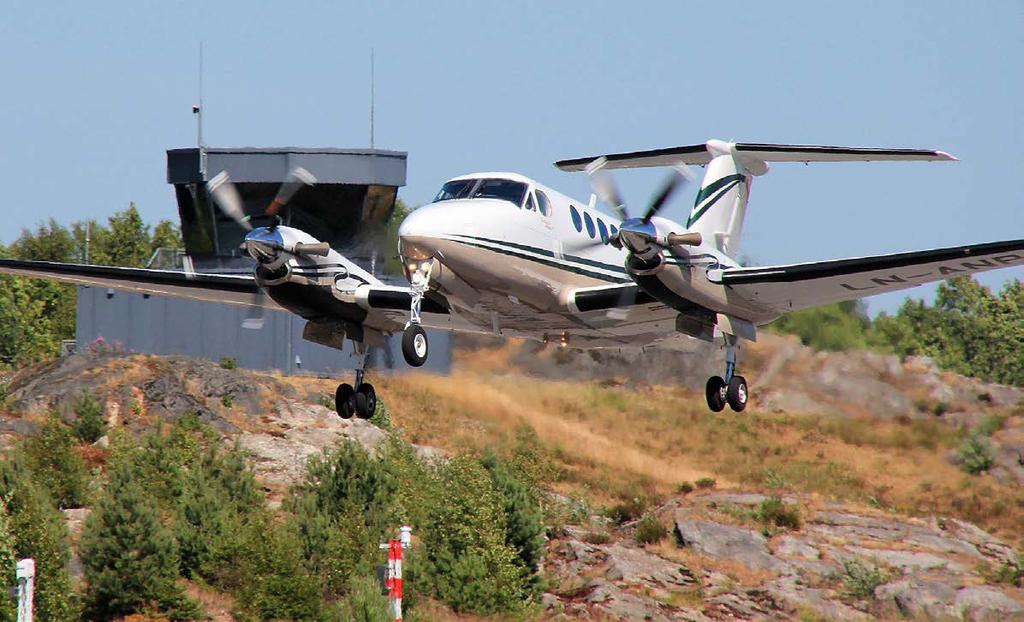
[402,324,429,367]
[705,376,727,412]
[336,383,356,419]
[356,383,376,419]
[726,376,748,412]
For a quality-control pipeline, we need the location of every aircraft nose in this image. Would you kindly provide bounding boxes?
[398,203,446,259]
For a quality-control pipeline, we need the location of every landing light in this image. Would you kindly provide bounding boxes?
[559,333,569,348]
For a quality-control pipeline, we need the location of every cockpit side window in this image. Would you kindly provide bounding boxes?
[524,193,537,211]
[471,179,528,207]
[536,190,551,216]
[432,179,477,203]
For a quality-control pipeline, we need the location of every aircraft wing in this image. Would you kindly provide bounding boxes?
[0,258,277,309]
[711,238,1024,314]
[555,143,955,171]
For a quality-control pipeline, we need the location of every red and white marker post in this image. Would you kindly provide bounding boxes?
[380,526,412,621]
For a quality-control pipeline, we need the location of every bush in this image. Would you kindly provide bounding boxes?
[219,356,237,370]
[695,477,717,490]
[73,391,107,443]
[841,557,890,598]
[0,502,17,622]
[605,497,648,525]
[22,413,90,508]
[677,481,694,495]
[958,434,995,474]
[0,459,77,621]
[634,514,668,545]
[338,574,393,622]
[482,452,545,578]
[756,497,801,531]
[419,456,530,615]
[80,462,199,620]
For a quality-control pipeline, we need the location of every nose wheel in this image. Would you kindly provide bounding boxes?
[402,324,428,367]
[705,336,748,412]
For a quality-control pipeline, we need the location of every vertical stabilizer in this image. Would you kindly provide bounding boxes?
[686,140,766,256]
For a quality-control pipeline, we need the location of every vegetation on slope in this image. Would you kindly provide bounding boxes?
[769,277,1024,386]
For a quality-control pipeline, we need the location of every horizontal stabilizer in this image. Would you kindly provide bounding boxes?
[555,141,956,171]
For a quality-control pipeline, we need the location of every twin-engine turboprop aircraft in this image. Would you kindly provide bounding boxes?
[2,139,1022,415]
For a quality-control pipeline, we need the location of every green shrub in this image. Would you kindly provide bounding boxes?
[695,477,717,490]
[370,398,393,430]
[338,574,393,622]
[581,531,611,545]
[677,481,694,495]
[978,562,1023,586]
[605,497,648,525]
[0,501,17,622]
[635,514,668,545]
[22,413,90,508]
[756,497,801,531]
[0,459,77,621]
[220,394,234,408]
[482,452,545,579]
[958,434,995,474]
[80,461,199,620]
[841,557,890,598]
[978,415,1005,437]
[769,301,873,352]
[419,456,531,615]
[219,356,237,370]
[73,391,107,443]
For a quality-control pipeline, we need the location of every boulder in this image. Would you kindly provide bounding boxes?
[674,518,787,572]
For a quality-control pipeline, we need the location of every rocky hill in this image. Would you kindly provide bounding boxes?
[1,333,1022,620]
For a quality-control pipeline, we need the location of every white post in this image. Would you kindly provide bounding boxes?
[15,558,34,622]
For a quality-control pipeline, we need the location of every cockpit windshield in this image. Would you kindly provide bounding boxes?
[432,179,476,202]
[432,178,529,207]
[471,179,527,206]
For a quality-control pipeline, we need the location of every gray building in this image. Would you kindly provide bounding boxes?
[75,146,453,376]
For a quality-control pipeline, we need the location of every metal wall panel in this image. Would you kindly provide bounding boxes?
[76,286,453,377]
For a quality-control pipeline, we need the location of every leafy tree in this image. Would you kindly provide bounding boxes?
[769,300,876,351]
[100,203,151,267]
[151,220,183,254]
[80,461,198,620]
[874,277,1024,386]
[9,220,75,262]
[383,199,411,275]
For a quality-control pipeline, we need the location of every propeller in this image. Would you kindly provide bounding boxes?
[207,167,317,231]
[575,160,697,252]
[205,167,319,331]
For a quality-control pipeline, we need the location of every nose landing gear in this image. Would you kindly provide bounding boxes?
[705,335,748,412]
[336,340,377,420]
[401,259,433,367]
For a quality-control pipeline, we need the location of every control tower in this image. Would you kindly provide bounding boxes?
[167,147,407,271]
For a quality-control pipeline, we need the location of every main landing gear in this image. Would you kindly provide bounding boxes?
[336,340,377,420]
[705,335,748,413]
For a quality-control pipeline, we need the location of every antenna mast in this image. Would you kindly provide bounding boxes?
[370,48,375,149]
[196,41,206,180]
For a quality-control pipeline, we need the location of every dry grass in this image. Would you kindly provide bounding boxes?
[282,343,1024,547]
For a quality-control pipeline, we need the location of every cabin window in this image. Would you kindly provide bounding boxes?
[584,212,596,239]
[432,179,476,202]
[471,179,528,206]
[536,190,551,216]
[524,193,537,211]
[570,205,583,232]
[597,219,608,243]
[610,224,618,239]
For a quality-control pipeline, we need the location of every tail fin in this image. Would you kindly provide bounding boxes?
[686,141,757,256]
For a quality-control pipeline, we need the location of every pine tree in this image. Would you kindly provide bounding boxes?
[80,462,197,620]
[102,203,151,267]
[0,501,17,622]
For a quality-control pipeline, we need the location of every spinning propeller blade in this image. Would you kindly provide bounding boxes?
[207,171,251,231]
[642,166,694,224]
[586,157,629,220]
[267,167,317,217]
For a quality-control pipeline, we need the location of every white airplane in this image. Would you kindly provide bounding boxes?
[2,140,1022,416]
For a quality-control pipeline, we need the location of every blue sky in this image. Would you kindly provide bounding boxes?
[1,1,1021,315]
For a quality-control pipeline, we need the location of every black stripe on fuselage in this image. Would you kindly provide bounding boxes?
[448,235,632,283]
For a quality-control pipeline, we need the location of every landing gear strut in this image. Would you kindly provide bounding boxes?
[705,335,748,412]
[401,260,432,367]
[336,340,377,420]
